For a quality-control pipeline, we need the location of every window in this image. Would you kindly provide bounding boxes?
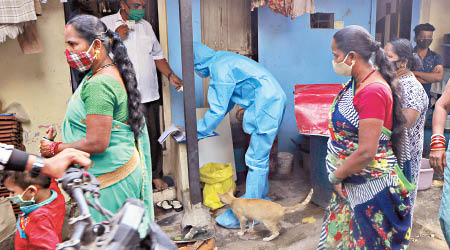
[310,13,334,29]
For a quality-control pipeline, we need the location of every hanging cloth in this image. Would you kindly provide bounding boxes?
[0,0,37,43]
[251,0,266,11]
[251,0,315,20]
[290,0,315,19]
[33,0,42,16]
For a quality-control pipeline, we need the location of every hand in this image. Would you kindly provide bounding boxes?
[169,74,183,90]
[40,138,54,157]
[333,183,346,199]
[115,24,129,40]
[41,148,91,178]
[46,125,57,140]
[430,149,447,174]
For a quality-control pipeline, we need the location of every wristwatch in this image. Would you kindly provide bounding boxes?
[30,156,45,177]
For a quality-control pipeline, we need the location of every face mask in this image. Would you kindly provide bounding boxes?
[65,41,96,72]
[8,187,36,207]
[392,60,400,70]
[127,8,145,22]
[416,39,432,49]
[332,53,355,76]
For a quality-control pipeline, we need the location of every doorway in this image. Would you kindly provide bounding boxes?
[200,0,258,107]
[375,0,413,45]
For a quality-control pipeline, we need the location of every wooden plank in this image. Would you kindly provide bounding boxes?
[226,0,252,54]
[157,0,176,178]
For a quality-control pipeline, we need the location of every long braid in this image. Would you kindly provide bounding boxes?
[333,25,407,159]
[105,28,144,139]
[67,15,144,140]
[373,43,407,159]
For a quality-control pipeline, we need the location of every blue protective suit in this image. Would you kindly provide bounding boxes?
[194,43,286,228]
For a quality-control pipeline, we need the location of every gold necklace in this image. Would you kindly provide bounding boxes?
[88,63,115,79]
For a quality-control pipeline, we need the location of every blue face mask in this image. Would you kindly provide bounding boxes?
[8,187,36,207]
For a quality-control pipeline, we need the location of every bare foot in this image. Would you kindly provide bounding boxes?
[153,178,168,191]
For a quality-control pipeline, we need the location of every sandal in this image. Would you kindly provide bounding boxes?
[170,199,183,212]
[156,200,173,212]
[171,227,214,243]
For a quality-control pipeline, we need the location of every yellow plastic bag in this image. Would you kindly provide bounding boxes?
[200,162,236,210]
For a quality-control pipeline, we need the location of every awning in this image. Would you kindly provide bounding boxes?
[294,84,342,136]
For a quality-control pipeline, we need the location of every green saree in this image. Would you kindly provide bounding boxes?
[61,74,153,222]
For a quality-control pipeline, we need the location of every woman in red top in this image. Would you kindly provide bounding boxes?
[318,25,413,249]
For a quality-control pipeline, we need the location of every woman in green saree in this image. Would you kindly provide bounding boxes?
[40,15,153,222]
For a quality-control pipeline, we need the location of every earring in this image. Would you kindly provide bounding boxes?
[94,49,100,59]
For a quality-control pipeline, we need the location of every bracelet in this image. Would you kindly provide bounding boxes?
[42,137,54,142]
[431,148,446,151]
[328,171,343,185]
[50,142,62,156]
[431,134,445,138]
[431,141,446,147]
[167,72,173,82]
[431,138,446,144]
[55,142,62,154]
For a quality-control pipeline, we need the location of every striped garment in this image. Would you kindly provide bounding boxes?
[317,79,412,250]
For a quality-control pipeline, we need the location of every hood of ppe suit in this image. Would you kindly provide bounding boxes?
[193,42,216,78]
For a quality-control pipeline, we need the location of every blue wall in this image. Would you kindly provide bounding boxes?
[258,0,374,152]
[166,0,422,153]
[167,0,203,126]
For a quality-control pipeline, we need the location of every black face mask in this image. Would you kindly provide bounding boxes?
[393,60,400,70]
[416,39,432,49]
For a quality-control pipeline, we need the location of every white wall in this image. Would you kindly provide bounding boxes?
[420,0,450,56]
[0,1,71,154]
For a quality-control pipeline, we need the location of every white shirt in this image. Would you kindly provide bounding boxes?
[101,11,165,103]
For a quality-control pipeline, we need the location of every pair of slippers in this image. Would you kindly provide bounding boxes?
[156,199,183,212]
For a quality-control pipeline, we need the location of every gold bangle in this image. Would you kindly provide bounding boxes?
[430,148,446,151]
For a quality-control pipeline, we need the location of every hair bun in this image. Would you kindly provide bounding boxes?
[373,41,381,51]
[105,29,114,37]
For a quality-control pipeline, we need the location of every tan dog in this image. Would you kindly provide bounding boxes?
[218,188,313,241]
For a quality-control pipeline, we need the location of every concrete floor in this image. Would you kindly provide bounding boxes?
[157,165,449,250]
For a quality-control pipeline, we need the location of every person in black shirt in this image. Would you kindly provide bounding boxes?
[412,23,444,98]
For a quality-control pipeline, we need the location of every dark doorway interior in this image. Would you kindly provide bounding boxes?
[375,0,413,46]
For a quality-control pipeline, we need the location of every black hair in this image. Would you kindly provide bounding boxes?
[4,171,51,190]
[414,23,435,37]
[387,38,423,71]
[333,25,406,159]
[67,15,144,140]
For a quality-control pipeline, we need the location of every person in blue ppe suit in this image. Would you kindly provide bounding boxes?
[194,42,287,228]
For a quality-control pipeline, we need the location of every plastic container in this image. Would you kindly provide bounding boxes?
[418,158,434,191]
[277,152,294,176]
[309,135,333,208]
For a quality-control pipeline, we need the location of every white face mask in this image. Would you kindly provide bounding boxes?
[332,53,355,76]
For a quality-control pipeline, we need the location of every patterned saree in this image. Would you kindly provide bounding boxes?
[317,79,413,250]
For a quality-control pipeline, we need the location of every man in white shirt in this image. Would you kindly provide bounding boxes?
[102,0,182,191]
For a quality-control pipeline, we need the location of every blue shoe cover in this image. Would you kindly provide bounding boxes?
[215,166,270,229]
